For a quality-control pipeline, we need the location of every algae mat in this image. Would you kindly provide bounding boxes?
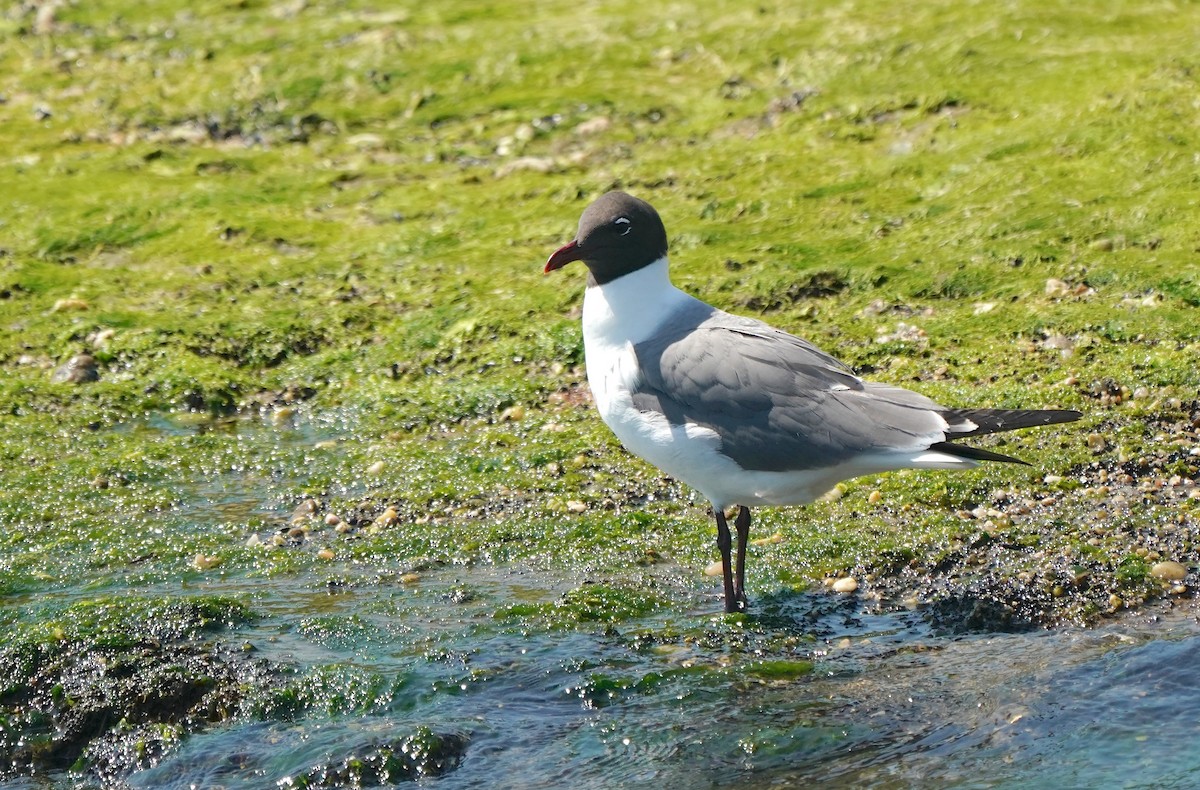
[1,0,1199,785]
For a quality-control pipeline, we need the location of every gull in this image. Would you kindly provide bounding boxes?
[545,191,1081,612]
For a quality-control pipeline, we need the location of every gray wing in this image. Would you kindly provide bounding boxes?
[629,312,954,472]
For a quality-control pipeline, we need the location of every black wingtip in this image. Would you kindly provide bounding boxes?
[941,408,1083,438]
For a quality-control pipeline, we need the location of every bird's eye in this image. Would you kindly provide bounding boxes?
[614,217,632,236]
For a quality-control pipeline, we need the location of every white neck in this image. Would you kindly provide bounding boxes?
[582,256,696,347]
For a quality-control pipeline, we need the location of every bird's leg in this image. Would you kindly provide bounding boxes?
[713,508,738,613]
[733,506,751,610]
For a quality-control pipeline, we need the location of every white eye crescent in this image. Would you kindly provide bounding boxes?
[614,216,631,235]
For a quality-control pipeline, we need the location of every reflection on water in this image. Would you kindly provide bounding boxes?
[128,563,1200,790]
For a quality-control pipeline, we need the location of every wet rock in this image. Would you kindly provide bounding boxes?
[50,353,99,384]
[925,594,1033,635]
[1151,561,1187,581]
[285,727,470,787]
[831,577,859,593]
[0,638,266,785]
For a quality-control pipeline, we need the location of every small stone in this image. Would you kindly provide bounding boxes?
[290,498,319,522]
[750,532,783,546]
[820,485,844,502]
[575,116,611,135]
[317,548,336,560]
[867,490,883,505]
[400,572,421,584]
[499,404,526,422]
[1045,278,1070,298]
[192,554,222,570]
[831,577,858,593]
[271,406,295,425]
[50,354,99,384]
[366,460,386,475]
[1150,561,1187,581]
[703,560,723,577]
[313,439,338,450]
[91,475,109,489]
[1108,593,1123,609]
[374,506,400,526]
[245,534,262,547]
[89,328,116,348]
[324,512,341,526]
[566,500,587,513]
[287,526,306,540]
[1087,434,1108,453]
[335,522,353,534]
[51,297,90,312]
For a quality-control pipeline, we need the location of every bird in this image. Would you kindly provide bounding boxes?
[544,190,1081,613]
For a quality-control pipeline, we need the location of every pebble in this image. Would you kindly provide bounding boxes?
[750,532,783,546]
[566,500,587,513]
[89,328,116,348]
[366,460,386,475]
[1087,433,1108,453]
[831,577,859,593]
[1108,593,1123,609]
[324,512,341,526]
[374,506,400,526]
[867,490,883,505]
[1045,278,1070,298]
[820,485,844,502]
[1150,561,1187,581]
[313,440,338,450]
[51,297,90,312]
[400,572,421,584]
[575,116,612,135]
[50,354,99,384]
[290,498,319,522]
[271,407,295,426]
[499,404,526,422]
[317,548,336,561]
[192,553,222,570]
[703,560,723,577]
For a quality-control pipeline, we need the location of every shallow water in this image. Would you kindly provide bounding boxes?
[8,413,1200,789]
[123,567,1200,790]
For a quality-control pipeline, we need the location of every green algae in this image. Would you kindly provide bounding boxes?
[2,0,1200,783]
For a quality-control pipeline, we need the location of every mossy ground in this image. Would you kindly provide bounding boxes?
[1,0,1199,784]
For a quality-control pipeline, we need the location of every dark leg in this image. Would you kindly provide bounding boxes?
[733,506,751,610]
[714,508,738,613]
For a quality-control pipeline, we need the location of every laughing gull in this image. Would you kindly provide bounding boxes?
[545,191,1081,613]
